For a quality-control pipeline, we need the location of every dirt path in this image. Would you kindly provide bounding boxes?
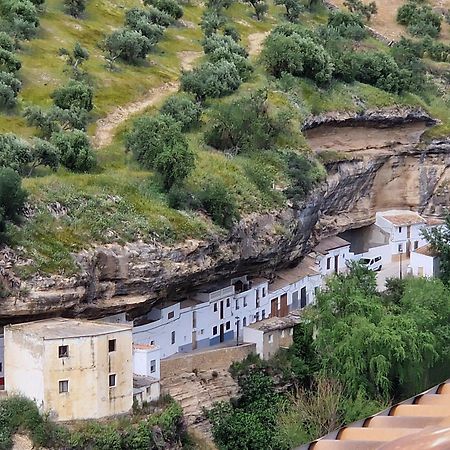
[92,51,202,149]
[247,31,270,56]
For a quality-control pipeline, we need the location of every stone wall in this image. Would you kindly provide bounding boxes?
[160,343,256,379]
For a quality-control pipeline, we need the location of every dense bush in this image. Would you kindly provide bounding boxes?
[125,8,165,42]
[146,6,174,27]
[275,0,303,22]
[63,0,87,17]
[208,47,253,80]
[105,28,153,64]
[223,23,240,42]
[243,0,268,20]
[0,170,27,240]
[0,32,15,52]
[205,91,287,154]
[262,32,333,84]
[198,179,239,228]
[181,60,242,100]
[0,0,39,28]
[343,0,377,21]
[160,93,202,131]
[0,49,21,73]
[202,34,248,58]
[126,114,185,167]
[200,9,225,37]
[397,1,441,37]
[326,10,366,39]
[0,133,32,174]
[51,80,93,111]
[51,130,96,172]
[144,0,183,20]
[0,72,21,109]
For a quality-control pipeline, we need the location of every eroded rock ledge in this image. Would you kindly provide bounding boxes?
[302,107,438,130]
[1,136,450,325]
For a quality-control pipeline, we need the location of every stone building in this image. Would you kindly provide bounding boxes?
[4,318,133,421]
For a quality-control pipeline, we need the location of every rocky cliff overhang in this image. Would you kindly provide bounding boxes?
[1,133,449,325]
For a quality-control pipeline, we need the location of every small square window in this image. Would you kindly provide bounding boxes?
[59,380,69,393]
[213,303,218,312]
[226,321,230,330]
[108,339,116,352]
[58,345,69,358]
[213,326,218,335]
[150,359,156,373]
[171,331,176,345]
[168,311,174,320]
[109,374,116,387]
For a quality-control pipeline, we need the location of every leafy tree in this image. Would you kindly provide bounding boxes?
[0,32,15,52]
[200,9,225,37]
[144,0,183,20]
[243,0,268,20]
[0,82,16,109]
[145,5,174,27]
[0,72,22,95]
[51,130,96,172]
[275,0,303,22]
[197,179,239,228]
[223,24,240,42]
[0,0,39,28]
[205,90,288,154]
[397,2,441,38]
[154,141,195,190]
[208,47,253,80]
[262,32,333,84]
[124,8,165,42]
[181,60,242,100]
[28,138,60,174]
[343,0,377,21]
[0,49,21,73]
[104,29,153,64]
[422,215,450,285]
[326,10,366,39]
[160,93,202,131]
[202,34,248,58]
[63,0,86,17]
[51,80,93,111]
[6,17,38,40]
[0,169,27,240]
[0,134,32,174]
[58,42,89,80]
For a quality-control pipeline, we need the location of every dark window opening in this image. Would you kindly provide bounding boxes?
[58,345,69,358]
[108,339,116,352]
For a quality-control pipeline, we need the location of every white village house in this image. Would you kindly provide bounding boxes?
[410,244,440,278]
[313,236,353,276]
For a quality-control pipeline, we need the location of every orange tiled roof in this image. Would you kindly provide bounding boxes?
[298,379,450,450]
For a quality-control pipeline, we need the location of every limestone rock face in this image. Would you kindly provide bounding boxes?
[1,137,450,324]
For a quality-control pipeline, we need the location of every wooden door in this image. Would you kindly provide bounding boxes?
[271,298,278,317]
[280,293,288,317]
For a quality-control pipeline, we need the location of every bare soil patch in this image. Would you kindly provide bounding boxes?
[247,31,270,56]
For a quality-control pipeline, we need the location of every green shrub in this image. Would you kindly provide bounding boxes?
[208,47,253,80]
[343,0,377,21]
[125,114,185,168]
[155,141,195,190]
[0,0,39,27]
[0,133,32,174]
[167,184,201,210]
[148,399,184,442]
[51,130,96,172]
[274,0,303,22]
[0,49,21,73]
[181,60,242,100]
[0,82,16,109]
[7,17,38,40]
[327,10,366,39]
[63,0,86,17]
[205,90,287,154]
[105,28,154,64]
[397,2,441,37]
[202,34,248,58]
[51,80,93,111]
[207,0,234,9]
[160,93,202,131]
[0,170,27,240]
[262,32,333,84]
[200,9,225,37]
[0,32,15,52]
[145,0,183,20]
[146,6,174,27]
[223,24,240,42]
[243,0,268,20]
[125,8,165,42]
[198,179,239,228]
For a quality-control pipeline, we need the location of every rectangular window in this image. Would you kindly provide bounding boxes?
[108,339,116,352]
[243,297,248,307]
[243,317,247,327]
[226,298,230,307]
[262,287,266,297]
[109,374,116,387]
[59,380,69,393]
[414,241,419,250]
[256,290,260,300]
[200,329,204,335]
[262,310,266,319]
[171,331,176,345]
[213,326,217,336]
[0,362,2,372]
[398,244,403,253]
[213,303,218,312]
[235,299,239,309]
[168,311,174,319]
[150,360,156,373]
[326,257,331,270]
[399,226,402,233]
[58,345,69,358]
[255,312,259,321]
[268,334,273,343]
[226,321,230,330]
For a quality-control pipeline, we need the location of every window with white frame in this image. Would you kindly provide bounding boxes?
[109,374,116,387]
[213,303,218,312]
[326,257,331,270]
[58,345,69,358]
[235,299,239,309]
[59,380,69,393]
[226,321,231,330]
[213,326,218,335]
[150,360,156,373]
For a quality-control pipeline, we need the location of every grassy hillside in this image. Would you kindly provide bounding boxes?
[2,0,450,277]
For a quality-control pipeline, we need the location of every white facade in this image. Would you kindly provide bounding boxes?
[314,236,353,277]
[410,245,440,277]
[133,344,161,380]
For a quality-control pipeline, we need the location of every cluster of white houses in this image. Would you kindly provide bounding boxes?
[0,209,443,421]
